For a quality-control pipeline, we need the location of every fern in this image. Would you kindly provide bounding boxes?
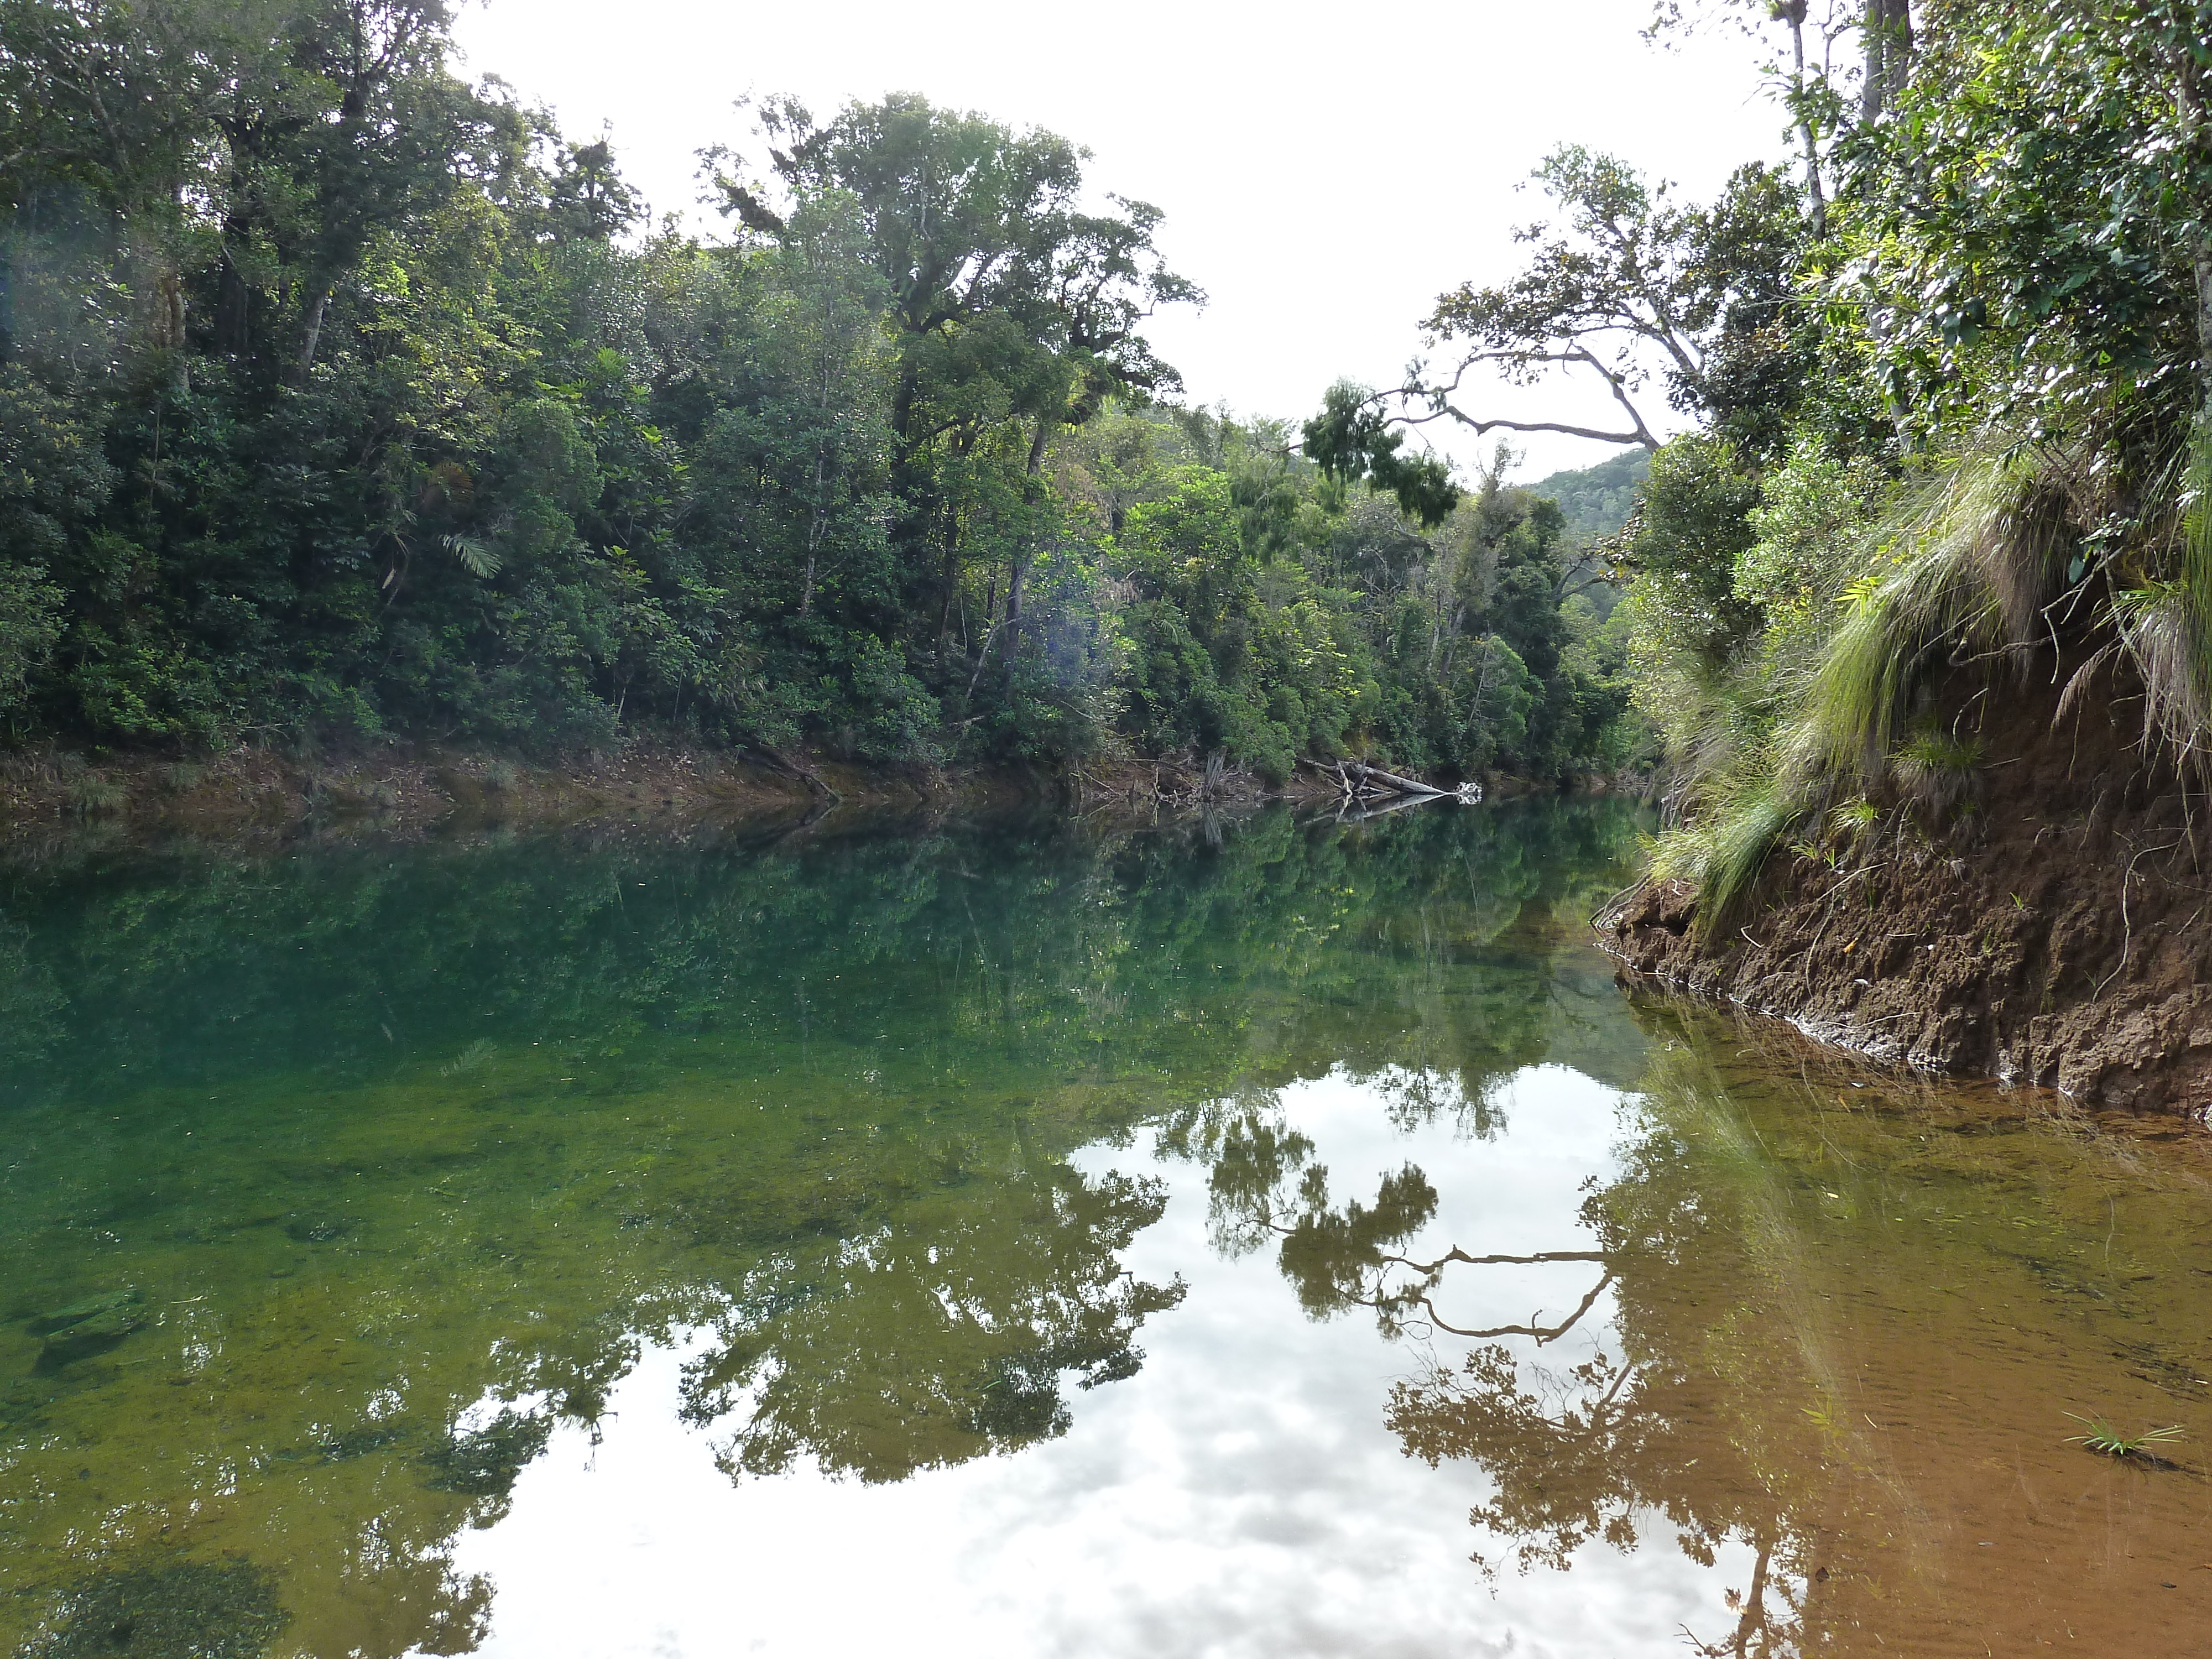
[445,534,502,580]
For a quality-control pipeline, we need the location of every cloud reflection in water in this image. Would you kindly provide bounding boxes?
[444,1067,1757,1659]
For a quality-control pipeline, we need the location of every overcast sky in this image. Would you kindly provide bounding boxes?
[451,0,1788,481]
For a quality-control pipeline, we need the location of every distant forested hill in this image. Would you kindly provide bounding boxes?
[1527,450,1650,546]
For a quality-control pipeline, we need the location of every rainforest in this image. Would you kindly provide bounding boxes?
[0,3,1646,789]
[9,2,2212,1656]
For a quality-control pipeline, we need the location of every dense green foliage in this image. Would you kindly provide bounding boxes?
[1335,1,2212,924]
[1076,413,1642,781]
[1651,0,2212,927]
[0,0,1635,782]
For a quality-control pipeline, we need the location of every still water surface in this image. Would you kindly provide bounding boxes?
[4,801,2211,1657]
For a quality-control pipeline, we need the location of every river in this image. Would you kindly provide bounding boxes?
[3,799,2209,1657]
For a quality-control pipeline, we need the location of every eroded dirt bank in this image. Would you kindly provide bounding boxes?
[1603,663,2212,1117]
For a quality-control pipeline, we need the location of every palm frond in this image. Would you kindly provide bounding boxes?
[445,534,502,580]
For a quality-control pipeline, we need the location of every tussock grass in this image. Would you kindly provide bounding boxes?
[2107,581,2208,761]
[1891,723,1985,817]
[1648,441,2053,935]
[2182,412,2212,705]
[64,776,128,817]
[1826,797,1880,839]
[1803,439,2069,780]
[1639,419,2212,938]
[2107,413,2212,773]
[1650,772,1795,936]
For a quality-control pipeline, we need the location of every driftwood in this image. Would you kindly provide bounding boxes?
[743,743,839,803]
[1320,759,1485,822]
[1343,760,1444,798]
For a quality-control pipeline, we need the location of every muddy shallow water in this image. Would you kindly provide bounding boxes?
[3,801,2209,1657]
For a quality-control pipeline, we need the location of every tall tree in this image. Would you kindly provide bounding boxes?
[1307,150,1808,496]
[716,93,1198,671]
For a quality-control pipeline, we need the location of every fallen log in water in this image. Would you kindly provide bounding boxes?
[1343,761,1444,798]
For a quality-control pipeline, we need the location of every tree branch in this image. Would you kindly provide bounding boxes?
[1367,350,1663,453]
[1406,404,1656,451]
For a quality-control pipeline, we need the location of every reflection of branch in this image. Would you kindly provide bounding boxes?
[1252,1191,1615,1348]
[1421,1349,1642,1442]
[1585,1354,1639,1421]
[1679,1536,1778,1657]
[1416,1269,1615,1346]
[1378,1246,1614,1345]
[1385,1246,1606,1274]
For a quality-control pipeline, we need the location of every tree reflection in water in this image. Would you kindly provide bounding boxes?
[0,798,1649,1657]
[1177,1037,1847,1655]
[1204,1003,2212,1659]
[677,1164,1187,1485]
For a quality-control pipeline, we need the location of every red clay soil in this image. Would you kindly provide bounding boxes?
[1603,658,2212,1118]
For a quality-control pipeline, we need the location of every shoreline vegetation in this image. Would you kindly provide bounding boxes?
[1286,6,2212,1120]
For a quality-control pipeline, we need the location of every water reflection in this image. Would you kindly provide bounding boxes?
[445,1067,1709,1659]
[1391,1026,2212,1657]
[4,800,2211,1656]
[679,1160,1185,1485]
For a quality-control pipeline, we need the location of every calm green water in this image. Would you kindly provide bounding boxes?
[4,800,2212,1658]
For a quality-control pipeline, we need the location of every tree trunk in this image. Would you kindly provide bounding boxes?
[800,451,827,616]
[936,506,960,666]
[2179,50,2212,409]
[1862,0,1913,123]
[1781,2,1828,238]
[1345,760,1443,797]
[215,246,253,357]
[1004,414,1053,682]
[298,288,330,376]
[1003,554,1026,684]
[2194,236,2212,411]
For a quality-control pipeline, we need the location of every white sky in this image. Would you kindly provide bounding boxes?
[452,0,1788,481]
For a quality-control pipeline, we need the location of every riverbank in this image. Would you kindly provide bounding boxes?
[0,741,1489,850]
[1601,658,2212,1118]
[0,742,843,846]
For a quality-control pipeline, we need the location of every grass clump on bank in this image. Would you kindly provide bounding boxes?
[1631,419,2212,940]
